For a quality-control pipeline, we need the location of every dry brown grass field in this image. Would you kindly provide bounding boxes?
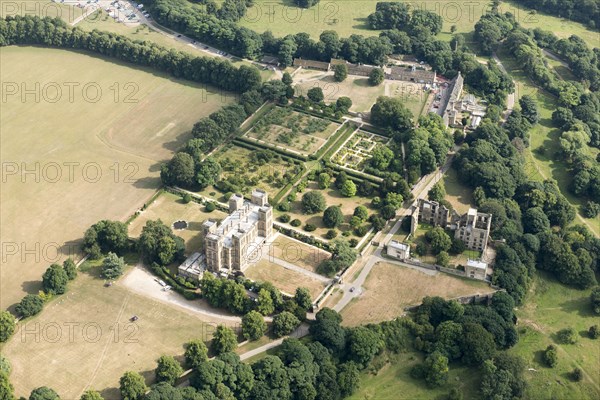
[0,46,228,310]
[0,265,229,399]
[244,259,327,299]
[265,234,330,273]
[341,262,494,326]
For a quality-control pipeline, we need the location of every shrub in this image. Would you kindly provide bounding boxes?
[15,294,44,318]
[571,367,583,382]
[543,345,558,367]
[354,225,369,237]
[325,229,338,239]
[205,202,216,212]
[589,325,599,339]
[304,224,317,232]
[279,214,291,223]
[349,238,359,247]
[182,193,192,204]
[290,219,302,227]
[557,328,578,344]
[278,202,291,212]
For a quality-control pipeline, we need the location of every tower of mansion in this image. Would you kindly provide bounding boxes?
[201,189,273,272]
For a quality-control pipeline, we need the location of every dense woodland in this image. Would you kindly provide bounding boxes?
[475,10,600,215]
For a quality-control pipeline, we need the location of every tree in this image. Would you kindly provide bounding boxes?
[251,356,291,400]
[256,289,275,315]
[82,220,129,258]
[212,325,237,355]
[425,227,452,254]
[145,382,182,400]
[428,181,446,203]
[161,152,196,188]
[353,205,369,222]
[589,325,599,339]
[42,264,68,295]
[119,371,147,400]
[0,371,14,400]
[301,191,326,214]
[591,286,600,314]
[335,171,348,189]
[184,339,208,369]
[310,308,346,354]
[29,387,60,400]
[556,328,578,344]
[101,252,125,280]
[272,312,300,337]
[16,294,44,318]
[323,206,344,228]
[582,201,600,218]
[436,251,450,267]
[519,95,539,124]
[307,87,324,103]
[138,220,184,265]
[155,355,183,385]
[0,311,15,343]
[282,72,293,86]
[423,351,449,387]
[333,64,348,82]
[347,326,384,367]
[571,367,583,382]
[294,287,312,311]
[460,323,496,365]
[543,345,558,367]
[317,173,331,189]
[340,180,357,197]
[80,390,104,400]
[63,258,77,280]
[242,311,267,341]
[0,356,10,375]
[196,158,221,189]
[523,207,550,234]
[336,97,352,113]
[368,68,385,86]
[370,96,413,132]
[337,362,360,397]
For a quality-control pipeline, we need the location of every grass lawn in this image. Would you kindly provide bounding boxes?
[265,234,330,273]
[0,46,225,310]
[340,261,494,326]
[443,167,475,214]
[294,73,385,112]
[495,47,600,237]
[386,81,430,117]
[244,259,327,299]
[127,191,228,253]
[0,264,222,399]
[275,181,375,240]
[501,0,600,49]
[509,272,600,399]
[349,351,481,400]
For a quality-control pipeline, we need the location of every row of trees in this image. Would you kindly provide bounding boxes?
[0,16,261,94]
[512,0,600,29]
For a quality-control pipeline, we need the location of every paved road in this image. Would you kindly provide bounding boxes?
[541,49,570,69]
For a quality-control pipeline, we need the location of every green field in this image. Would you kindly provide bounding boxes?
[0,46,227,310]
[495,48,600,236]
[349,351,481,400]
[509,273,600,399]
